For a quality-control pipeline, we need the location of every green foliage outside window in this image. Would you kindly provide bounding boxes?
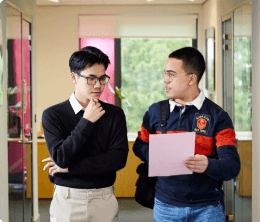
[234,37,252,131]
[121,38,192,133]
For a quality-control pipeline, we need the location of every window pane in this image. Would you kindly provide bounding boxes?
[121,38,192,133]
[234,41,252,131]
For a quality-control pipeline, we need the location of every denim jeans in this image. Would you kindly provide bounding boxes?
[154,198,225,222]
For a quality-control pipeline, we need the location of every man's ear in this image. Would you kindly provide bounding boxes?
[189,74,197,86]
[71,72,77,84]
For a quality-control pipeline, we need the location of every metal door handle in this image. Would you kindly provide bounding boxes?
[18,140,33,144]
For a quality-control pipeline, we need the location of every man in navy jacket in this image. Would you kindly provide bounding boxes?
[42,46,128,222]
[133,47,240,222]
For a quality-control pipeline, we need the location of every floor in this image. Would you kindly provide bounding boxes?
[38,198,154,222]
[9,196,154,222]
[8,188,251,222]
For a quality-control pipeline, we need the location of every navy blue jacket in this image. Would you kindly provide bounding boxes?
[133,97,240,207]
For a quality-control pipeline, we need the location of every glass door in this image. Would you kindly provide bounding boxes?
[22,16,33,222]
[222,3,252,221]
[222,18,235,222]
[6,4,33,222]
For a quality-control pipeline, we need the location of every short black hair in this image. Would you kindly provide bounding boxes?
[69,46,110,74]
[168,47,205,83]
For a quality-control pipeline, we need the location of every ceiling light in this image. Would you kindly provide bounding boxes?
[188,0,195,1]
[49,0,59,2]
[147,0,154,2]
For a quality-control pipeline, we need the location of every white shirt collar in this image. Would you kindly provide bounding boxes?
[169,90,205,112]
[69,92,85,114]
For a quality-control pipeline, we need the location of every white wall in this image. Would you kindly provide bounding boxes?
[36,4,203,131]
[8,0,35,16]
[219,0,248,15]
[202,0,221,105]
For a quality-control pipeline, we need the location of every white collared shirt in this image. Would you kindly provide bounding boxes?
[69,92,85,114]
[169,90,206,113]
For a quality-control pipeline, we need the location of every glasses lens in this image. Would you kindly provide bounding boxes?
[162,71,166,78]
[87,75,110,85]
[99,76,106,85]
[101,76,110,85]
[87,77,96,85]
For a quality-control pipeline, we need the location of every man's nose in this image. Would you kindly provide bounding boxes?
[163,76,170,84]
[94,79,101,87]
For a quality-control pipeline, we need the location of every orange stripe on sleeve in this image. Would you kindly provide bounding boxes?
[138,124,150,143]
[215,129,236,148]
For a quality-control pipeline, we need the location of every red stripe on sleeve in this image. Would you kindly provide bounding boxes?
[195,135,214,156]
[215,129,236,148]
[138,124,150,143]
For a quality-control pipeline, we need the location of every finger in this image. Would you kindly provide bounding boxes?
[185,161,207,168]
[184,160,199,165]
[92,99,98,105]
[185,164,201,172]
[52,169,58,176]
[89,98,95,106]
[96,103,101,108]
[43,162,50,171]
[43,162,55,171]
[49,166,57,175]
[186,163,206,172]
[52,168,64,176]
[42,157,52,162]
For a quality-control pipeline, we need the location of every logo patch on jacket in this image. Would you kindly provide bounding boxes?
[192,113,211,135]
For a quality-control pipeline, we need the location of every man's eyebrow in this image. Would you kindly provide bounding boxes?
[165,70,177,73]
[87,74,106,77]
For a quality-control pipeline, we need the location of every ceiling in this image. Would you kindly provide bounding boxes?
[36,0,207,6]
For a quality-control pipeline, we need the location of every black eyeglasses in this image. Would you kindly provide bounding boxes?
[76,73,110,85]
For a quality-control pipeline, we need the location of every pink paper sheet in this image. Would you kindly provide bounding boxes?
[149,132,195,177]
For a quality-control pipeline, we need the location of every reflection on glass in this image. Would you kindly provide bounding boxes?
[22,18,32,222]
[7,4,32,222]
[121,38,192,133]
[6,5,24,222]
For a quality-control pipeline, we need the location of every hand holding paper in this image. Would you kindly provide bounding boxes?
[149,132,195,177]
[184,154,209,173]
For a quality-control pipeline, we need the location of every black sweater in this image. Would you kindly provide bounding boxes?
[42,99,129,189]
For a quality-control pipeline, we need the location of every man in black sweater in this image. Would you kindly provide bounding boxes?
[42,46,129,222]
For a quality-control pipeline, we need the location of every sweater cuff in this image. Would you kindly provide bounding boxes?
[75,117,95,137]
[204,158,219,178]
